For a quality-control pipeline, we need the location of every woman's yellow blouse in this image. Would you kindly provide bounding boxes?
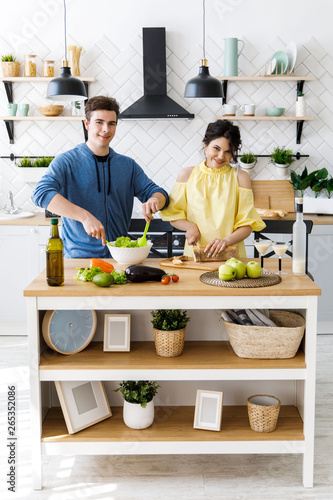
[161,161,266,257]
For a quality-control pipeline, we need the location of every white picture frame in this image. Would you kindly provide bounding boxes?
[103,314,131,352]
[193,390,223,432]
[55,381,112,434]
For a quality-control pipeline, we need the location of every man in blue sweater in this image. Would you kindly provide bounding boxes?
[32,96,169,258]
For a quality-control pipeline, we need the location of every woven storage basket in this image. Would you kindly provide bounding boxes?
[223,310,305,359]
[247,394,281,432]
[153,327,186,357]
[1,61,20,77]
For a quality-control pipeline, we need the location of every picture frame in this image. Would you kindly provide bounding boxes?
[103,314,131,352]
[193,390,223,432]
[55,381,112,434]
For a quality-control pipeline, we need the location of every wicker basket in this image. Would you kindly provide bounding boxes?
[153,327,186,357]
[247,394,281,432]
[223,310,305,359]
[1,61,20,77]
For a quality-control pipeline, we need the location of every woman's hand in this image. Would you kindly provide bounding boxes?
[205,238,228,257]
[185,222,201,245]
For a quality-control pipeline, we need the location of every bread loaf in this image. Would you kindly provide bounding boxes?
[193,245,239,262]
[256,208,288,218]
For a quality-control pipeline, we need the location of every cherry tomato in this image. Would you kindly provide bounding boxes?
[172,275,179,282]
[161,275,170,285]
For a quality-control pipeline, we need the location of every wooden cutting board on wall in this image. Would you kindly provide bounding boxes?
[252,180,295,212]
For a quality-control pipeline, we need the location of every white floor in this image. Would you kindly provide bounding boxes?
[0,335,333,500]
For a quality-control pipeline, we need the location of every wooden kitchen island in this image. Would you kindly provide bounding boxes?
[24,258,321,489]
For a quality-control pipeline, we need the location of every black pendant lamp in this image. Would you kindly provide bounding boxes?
[46,0,87,101]
[184,0,223,98]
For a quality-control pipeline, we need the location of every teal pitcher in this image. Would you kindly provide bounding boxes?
[223,38,245,76]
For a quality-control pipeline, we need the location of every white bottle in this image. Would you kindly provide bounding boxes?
[292,198,306,276]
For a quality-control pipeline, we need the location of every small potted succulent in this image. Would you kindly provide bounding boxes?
[151,309,190,357]
[270,146,295,178]
[15,156,54,182]
[115,380,160,429]
[238,151,257,177]
[1,54,20,77]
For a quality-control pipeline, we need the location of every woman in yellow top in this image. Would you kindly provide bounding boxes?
[161,120,266,258]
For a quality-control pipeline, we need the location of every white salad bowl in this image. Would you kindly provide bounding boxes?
[106,242,153,266]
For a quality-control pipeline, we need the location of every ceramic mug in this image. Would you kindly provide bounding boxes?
[223,104,237,116]
[7,103,17,116]
[18,103,29,116]
[241,104,256,116]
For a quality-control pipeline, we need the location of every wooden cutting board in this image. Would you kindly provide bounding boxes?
[159,257,221,271]
[252,180,295,212]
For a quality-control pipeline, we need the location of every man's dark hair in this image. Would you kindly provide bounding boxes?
[85,96,120,122]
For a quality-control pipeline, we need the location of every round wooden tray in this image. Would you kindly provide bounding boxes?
[200,269,282,288]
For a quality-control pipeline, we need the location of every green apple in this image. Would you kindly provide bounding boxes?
[218,264,236,281]
[225,258,246,279]
[246,261,262,279]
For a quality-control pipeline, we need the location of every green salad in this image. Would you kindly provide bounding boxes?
[113,236,139,248]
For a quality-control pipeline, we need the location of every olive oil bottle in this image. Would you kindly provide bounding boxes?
[46,218,64,286]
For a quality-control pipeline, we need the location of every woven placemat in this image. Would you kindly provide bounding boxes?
[200,269,282,288]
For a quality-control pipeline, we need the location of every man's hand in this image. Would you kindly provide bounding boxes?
[142,196,160,222]
[81,213,106,245]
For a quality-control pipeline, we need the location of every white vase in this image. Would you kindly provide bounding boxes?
[295,96,306,117]
[123,400,154,429]
[274,163,289,178]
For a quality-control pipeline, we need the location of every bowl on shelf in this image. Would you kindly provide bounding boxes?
[265,107,285,117]
[106,242,153,266]
[39,105,64,117]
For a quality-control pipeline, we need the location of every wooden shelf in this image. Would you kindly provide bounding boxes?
[217,76,314,82]
[42,405,304,443]
[39,341,306,381]
[0,76,95,82]
[0,116,85,121]
[215,116,314,121]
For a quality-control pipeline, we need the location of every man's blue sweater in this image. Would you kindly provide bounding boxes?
[32,143,169,258]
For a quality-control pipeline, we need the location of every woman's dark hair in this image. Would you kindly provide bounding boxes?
[202,120,242,162]
[85,96,120,122]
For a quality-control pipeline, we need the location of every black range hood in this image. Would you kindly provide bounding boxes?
[119,28,194,120]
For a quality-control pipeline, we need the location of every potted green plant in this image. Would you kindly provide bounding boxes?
[290,166,333,214]
[115,380,160,429]
[151,309,190,357]
[1,54,20,77]
[270,146,295,178]
[289,166,316,197]
[239,151,257,177]
[15,156,54,182]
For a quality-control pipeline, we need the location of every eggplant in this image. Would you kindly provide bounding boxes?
[125,265,166,283]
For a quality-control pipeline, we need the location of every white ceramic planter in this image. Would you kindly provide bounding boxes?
[303,197,333,214]
[273,163,290,178]
[123,400,154,429]
[15,167,48,183]
[295,96,306,117]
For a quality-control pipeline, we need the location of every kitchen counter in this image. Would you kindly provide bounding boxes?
[25,257,320,489]
[24,257,321,297]
[2,211,333,226]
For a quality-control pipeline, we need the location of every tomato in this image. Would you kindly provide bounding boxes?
[172,275,179,282]
[161,275,170,285]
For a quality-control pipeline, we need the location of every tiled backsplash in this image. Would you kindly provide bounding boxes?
[0,34,331,216]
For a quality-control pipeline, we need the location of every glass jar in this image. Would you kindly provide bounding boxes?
[24,55,37,77]
[43,60,54,77]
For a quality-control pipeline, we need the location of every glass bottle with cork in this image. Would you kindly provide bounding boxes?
[292,198,306,276]
[46,218,64,286]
